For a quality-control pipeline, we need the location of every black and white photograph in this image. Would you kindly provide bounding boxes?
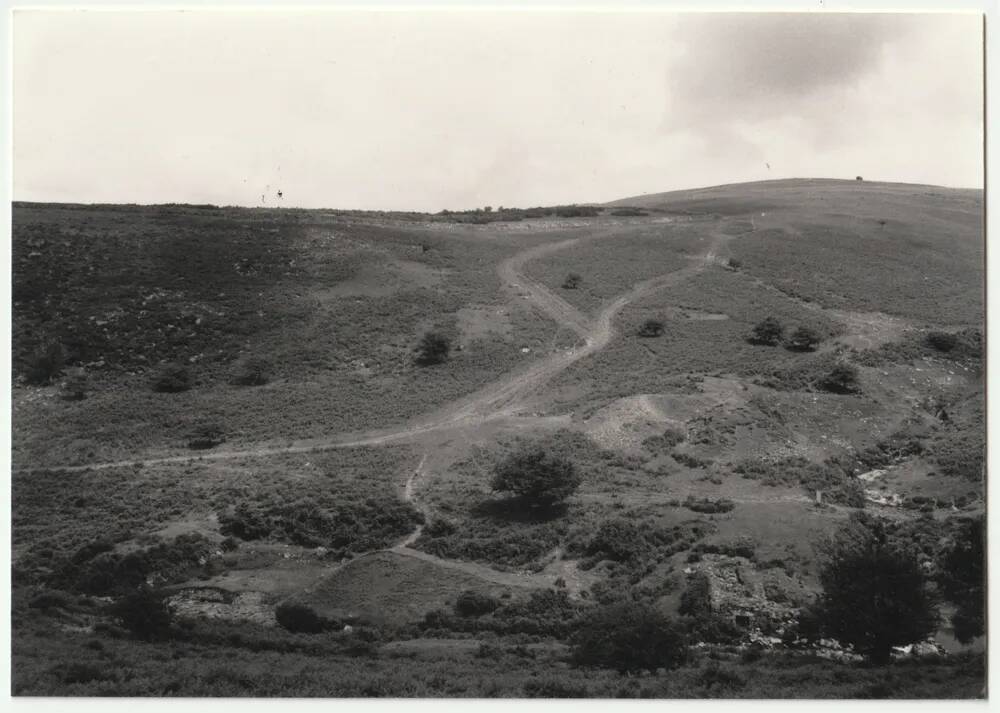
[5,3,989,700]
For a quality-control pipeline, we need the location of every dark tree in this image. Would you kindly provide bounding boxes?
[562,273,582,289]
[231,356,272,386]
[151,363,192,393]
[572,602,689,673]
[748,317,784,346]
[491,445,581,508]
[637,319,665,338]
[818,363,860,394]
[786,326,822,352]
[815,513,939,664]
[415,331,451,366]
[111,586,173,641]
[938,516,985,644]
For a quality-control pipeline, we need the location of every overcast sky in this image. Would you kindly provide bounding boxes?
[13,11,984,211]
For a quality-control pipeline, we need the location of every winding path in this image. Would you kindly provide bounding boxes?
[29,225,728,475]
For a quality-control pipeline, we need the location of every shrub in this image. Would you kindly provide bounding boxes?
[926,331,958,352]
[786,326,822,352]
[230,356,272,386]
[186,422,225,450]
[572,602,688,673]
[275,601,335,634]
[454,590,501,617]
[151,363,191,393]
[562,273,582,289]
[683,496,734,514]
[25,340,65,385]
[727,258,743,270]
[642,428,685,453]
[586,519,649,563]
[748,317,784,346]
[490,446,581,509]
[815,513,940,664]
[610,208,647,217]
[58,367,88,400]
[58,662,116,685]
[637,319,665,338]
[414,331,450,366]
[523,678,591,697]
[111,586,173,641]
[818,363,860,394]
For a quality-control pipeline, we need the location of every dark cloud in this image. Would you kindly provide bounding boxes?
[666,13,920,126]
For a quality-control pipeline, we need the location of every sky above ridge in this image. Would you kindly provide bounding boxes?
[13,10,984,210]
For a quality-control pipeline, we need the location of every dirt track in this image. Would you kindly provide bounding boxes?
[24,226,728,473]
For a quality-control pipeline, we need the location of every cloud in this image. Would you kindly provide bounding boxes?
[665,13,920,127]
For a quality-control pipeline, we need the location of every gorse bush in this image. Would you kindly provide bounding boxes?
[749,317,784,346]
[414,331,450,366]
[230,356,272,386]
[926,331,958,352]
[275,602,335,634]
[572,602,689,673]
[25,340,65,385]
[151,363,192,393]
[786,326,822,352]
[186,422,225,450]
[454,590,500,617]
[818,363,860,394]
[637,319,665,338]
[562,273,582,289]
[111,586,173,641]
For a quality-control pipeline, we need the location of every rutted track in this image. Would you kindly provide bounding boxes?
[21,226,728,473]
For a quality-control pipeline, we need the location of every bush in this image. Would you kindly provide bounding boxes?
[815,513,940,664]
[786,326,822,352]
[562,273,582,289]
[490,446,581,509]
[275,601,335,634]
[151,363,191,393]
[642,428,685,453]
[637,319,665,338]
[454,590,501,617]
[683,496,734,514]
[586,519,649,563]
[58,367,88,400]
[186,422,226,450]
[230,356,272,386]
[818,363,860,394]
[926,331,958,352]
[727,258,743,270]
[25,340,65,385]
[572,602,688,673]
[414,331,450,366]
[609,208,647,217]
[111,586,173,641]
[748,317,784,346]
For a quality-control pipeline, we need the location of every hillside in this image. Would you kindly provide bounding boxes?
[11,180,985,697]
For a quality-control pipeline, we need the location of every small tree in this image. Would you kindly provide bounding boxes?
[491,445,581,508]
[572,602,689,673]
[562,273,582,290]
[415,331,450,366]
[786,326,821,352]
[637,319,665,338]
[151,363,191,393]
[938,516,984,644]
[231,356,272,386]
[748,317,784,346]
[815,513,939,664]
[819,363,860,394]
[275,601,333,634]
